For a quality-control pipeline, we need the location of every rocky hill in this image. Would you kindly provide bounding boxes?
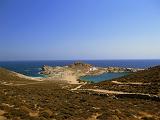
[68,61,92,69]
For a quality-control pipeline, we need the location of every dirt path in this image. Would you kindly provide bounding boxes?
[79,88,160,101]
[71,82,87,91]
[0,81,45,86]
[71,85,159,100]
[71,84,84,91]
[112,81,150,85]
[63,73,79,84]
[70,83,152,96]
[82,89,151,95]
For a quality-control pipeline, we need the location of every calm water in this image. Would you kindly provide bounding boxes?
[80,72,129,83]
[0,60,160,80]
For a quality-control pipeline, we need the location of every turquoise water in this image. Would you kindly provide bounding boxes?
[80,72,129,83]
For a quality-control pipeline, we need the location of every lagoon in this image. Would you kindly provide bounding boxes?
[80,72,129,83]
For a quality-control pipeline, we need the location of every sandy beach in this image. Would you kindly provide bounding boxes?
[12,71,43,81]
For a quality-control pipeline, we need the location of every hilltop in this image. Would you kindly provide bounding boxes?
[0,66,160,119]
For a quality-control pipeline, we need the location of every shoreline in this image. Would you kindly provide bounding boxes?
[2,62,145,85]
[13,71,44,81]
[39,62,144,84]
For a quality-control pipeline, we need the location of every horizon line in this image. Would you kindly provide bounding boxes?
[1,59,160,62]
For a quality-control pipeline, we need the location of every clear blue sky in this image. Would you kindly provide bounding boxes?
[0,0,160,60]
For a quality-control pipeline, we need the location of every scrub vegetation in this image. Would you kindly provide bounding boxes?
[0,67,160,120]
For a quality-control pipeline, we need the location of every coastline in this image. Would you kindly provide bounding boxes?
[39,62,144,84]
[12,71,44,81]
[1,62,144,84]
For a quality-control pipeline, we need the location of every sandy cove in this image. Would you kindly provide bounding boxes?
[13,69,81,84]
[13,71,43,81]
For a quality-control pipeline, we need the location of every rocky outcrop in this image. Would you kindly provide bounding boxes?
[40,65,55,75]
[68,62,93,69]
[67,62,94,73]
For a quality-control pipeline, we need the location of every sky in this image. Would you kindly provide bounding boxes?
[0,0,160,61]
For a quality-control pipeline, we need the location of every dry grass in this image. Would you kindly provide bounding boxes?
[0,67,160,119]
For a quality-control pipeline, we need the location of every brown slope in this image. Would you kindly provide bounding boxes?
[0,68,160,119]
[0,68,40,84]
[83,66,160,95]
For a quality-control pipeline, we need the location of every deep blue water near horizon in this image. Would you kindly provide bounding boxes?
[0,60,160,82]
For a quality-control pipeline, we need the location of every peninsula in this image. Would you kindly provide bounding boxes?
[40,62,144,84]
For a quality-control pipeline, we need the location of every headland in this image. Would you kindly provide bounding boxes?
[40,61,144,84]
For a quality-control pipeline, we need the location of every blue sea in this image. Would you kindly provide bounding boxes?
[0,60,160,82]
